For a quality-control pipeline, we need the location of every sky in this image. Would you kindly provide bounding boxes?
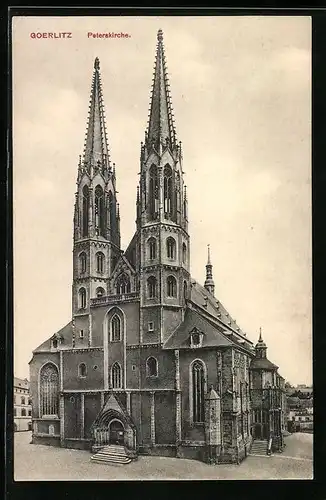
[12,15,312,385]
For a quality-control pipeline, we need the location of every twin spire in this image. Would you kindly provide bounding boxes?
[82,57,111,174]
[145,29,177,152]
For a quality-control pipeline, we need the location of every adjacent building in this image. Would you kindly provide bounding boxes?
[14,377,32,431]
[29,30,286,464]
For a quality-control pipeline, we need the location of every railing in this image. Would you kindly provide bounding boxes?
[90,292,139,307]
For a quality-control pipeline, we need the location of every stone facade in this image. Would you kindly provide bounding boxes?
[29,30,285,464]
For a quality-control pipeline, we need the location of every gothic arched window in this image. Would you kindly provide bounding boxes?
[95,185,106,237]
[108,191,116,238]
[79,287,86,309]
[146,357,158,377]
[79,252,87,273]
[111,362,122,389]
[148,237,157,260]
[167,275,177,298]
[96,287,105,298]
[149,165,159,219]
[82,185,89,237]
[147,276,157,299]
[40,363,59,417]
[116,273,131,295]
[166,237,176,259]
[78,363,87,378]
[191,360,206,423]
[182,243,187,264]
[163,165,173,218]
[111,314,121,342]
[96,252,105,273]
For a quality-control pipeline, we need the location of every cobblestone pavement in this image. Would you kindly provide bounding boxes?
[14,432,313,481]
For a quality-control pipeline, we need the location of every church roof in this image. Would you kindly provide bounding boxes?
[164,308,233,349]
[190,279,251,342]
[32,322,72,353]
[250,358,279,371]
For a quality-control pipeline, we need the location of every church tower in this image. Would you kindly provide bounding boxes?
[72,58,121,344]
[137,30,190,344]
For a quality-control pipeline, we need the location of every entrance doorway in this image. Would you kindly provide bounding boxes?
[109,420,124,446]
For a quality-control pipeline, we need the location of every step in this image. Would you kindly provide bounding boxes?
[91,456,131,464]
[90,444,132,465]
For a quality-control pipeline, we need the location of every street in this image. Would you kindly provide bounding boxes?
[14,432,313,481]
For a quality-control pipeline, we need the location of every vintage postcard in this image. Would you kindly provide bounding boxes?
[12,15,312,480]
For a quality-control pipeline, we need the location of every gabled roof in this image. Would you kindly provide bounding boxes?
[32,322,72,353]
[164,308,233,350]
[250,357,279,371]
[190,279,249,340]
[14,377,29,389]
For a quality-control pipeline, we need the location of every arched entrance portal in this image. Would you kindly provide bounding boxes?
[109,419,124,445]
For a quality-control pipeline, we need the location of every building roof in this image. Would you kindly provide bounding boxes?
[14,377,29,389]
[164,307,234,349]
[190,279,250,340]
[32,322,72,354]
[250,357,279,371]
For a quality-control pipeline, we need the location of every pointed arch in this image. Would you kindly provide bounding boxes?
[149,164,159,219]
[39,362,59,417]
[82,185,89,237]
[166,237,176,259]
[183,280,188,302]
[111,362,122,388]
[148,237,157,260]
[182,242,187,264]
[78,287,87,309]
[189,359,207,424]
[146,357,158,377]
[167,275,177,298]
[147,276,157,299]
[108,191,116,238]
[163,164,173,219]
[95,184,106,236]
[96,251,105,273]
[115,273,131,295]
[110,314,121,342]
[79,252,87,274]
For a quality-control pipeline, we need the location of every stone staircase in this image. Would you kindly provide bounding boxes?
[90,445,132,465]
[249,440,268,456]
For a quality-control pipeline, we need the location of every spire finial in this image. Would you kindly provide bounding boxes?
[157,29,163,42]
[207,244,211,265]
[259,327,263,342]
[94,57,100,70]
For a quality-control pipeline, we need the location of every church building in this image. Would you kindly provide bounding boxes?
[29,29,286,464]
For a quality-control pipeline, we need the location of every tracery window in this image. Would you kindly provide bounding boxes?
[163,165,173,218]
[149,165,159,219]
[166,237,176,259]
[167,275,177,298]
[96,252,105,273]
[116,273,131,295]
[40,363,59,417]
[82,185,89,237]
[147,276,157,299]
[191,360,205,423]
[79,252,87,273]
[95,185,106,236]
[79,287,87,309]
[111,362,122,389]
[148,237,157,260]
[96,287,105,298]
[111,314,121,342]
